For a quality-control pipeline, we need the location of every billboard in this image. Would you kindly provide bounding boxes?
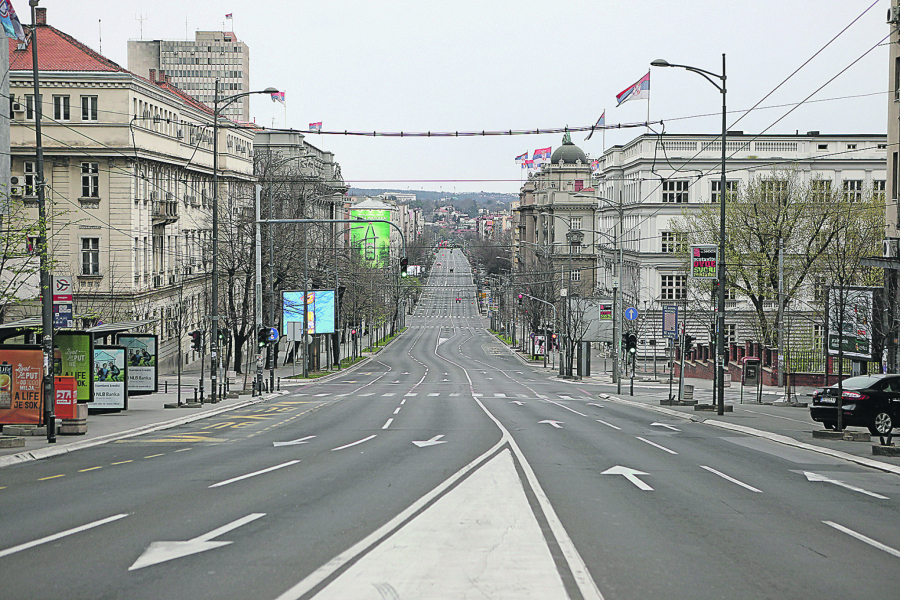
[283,290,336,341]
[0,345,44,425]
[55,332,94,403]
[690,245,718,279]
[826,286,879,361]
[92,346,128,410]
[117,334,158,394]
[350,208,392,266]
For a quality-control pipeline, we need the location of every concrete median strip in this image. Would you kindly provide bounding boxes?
[0,389,290,469]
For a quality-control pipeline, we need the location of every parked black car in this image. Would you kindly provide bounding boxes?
[809,374,899,435]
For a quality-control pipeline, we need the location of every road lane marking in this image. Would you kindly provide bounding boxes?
[700,465,762,493]
[823,521,900,558]
[111,460,133,465]
[331,435,377,451]
[651,422,680,431]
[803,471,889,499]
[208,460,300,488]
[273,435,315,447]
[636,436,678,455]
[78,466,102,472]
[546,399,588,417]
[0,513,129,559]
[144,454,164,459]
[400,398,406,405]
[382,393,395,397]
[38,474,65,481]
[383,418,394,429]
[596,419,621,430]
[393,407,401,415]
[538,420,563,428]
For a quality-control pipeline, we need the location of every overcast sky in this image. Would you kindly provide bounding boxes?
[35,0,891,194]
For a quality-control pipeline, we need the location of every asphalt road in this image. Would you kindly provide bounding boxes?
[1,248,899,599]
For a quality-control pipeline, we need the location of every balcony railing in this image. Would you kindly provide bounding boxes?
[152,200,179,225]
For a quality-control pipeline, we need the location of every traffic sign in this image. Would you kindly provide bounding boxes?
[267,327,279,343]
[624,307,638,321]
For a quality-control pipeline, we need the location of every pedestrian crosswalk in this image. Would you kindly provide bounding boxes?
[291,391,586,400]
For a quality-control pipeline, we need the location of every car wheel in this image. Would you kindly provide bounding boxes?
[868,411,893,436]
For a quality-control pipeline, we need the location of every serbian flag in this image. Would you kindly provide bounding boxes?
[0,0,27,41]
[585,111,605,141]
[226,13,233,18]
[271,91,285,104]
[309,122,322,133]
[533,146,551,164]
[590,159,601,171]
[522,159,535,170]
[616,72,650,106]
[515,152,528,163]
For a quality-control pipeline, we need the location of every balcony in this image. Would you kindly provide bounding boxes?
[152,199,179,225]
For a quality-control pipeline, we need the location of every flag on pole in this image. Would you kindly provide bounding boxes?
[584,111,605,141]
[616,72,650,106]
[515,152,528,163]
[225,13,233,19]
[590,159,601,171]
[533,146,551,164]
[309,122,322,133]
[270,91,285,104]
[0,0,27,41]
[522,159,535,170]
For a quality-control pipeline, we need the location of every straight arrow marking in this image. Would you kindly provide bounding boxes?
[129,513,265,570]
[412,435,447,447]
[651,422,680,431]
[538,420,563,428]
[273,435,315,447]
[803,471,889,499]
[510,401,525,405]
[602,466,653,491]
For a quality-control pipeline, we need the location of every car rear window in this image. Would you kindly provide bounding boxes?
[835,375,882,390]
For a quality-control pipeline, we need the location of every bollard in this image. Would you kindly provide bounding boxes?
[194,387,198,403]
[277,377,280,391]
[165,381,168,393]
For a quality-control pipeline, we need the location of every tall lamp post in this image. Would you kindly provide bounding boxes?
[651,55,727,416]
[210,80,278,403]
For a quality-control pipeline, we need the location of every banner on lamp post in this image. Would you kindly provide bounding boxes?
[690,245,718,279]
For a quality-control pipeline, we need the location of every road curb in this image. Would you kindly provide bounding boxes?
[0,389,290,469]
[600,393,900,477]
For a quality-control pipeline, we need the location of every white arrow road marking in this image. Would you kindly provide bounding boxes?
[412,435,447,447]
[0,513,129,559]
[803,472,889,499]
[209,461,300,488]
[636,436,678,455]
[602,466,653,491]
[586,402,603,407]
[538,420,563,428]
[331,434,377,451]
[651,422,680,431]
[129,513,265,571]
[823,521,900,558]
[272,435,315,447]
[510,401,525,405]
[596,419,621,430]
[546,400,588,417]
[700,465,762,493]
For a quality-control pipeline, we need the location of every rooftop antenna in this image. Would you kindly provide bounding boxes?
[135,14,147,39]
[98,19,101,54]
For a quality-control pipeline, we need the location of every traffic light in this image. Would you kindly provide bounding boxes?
[684,334,694,353]
[400,256,408,278]
[626,333,637,355]
[711,280,720,301]
[258,327,270,348]
[190,330,202,352]
[517,294,523,305]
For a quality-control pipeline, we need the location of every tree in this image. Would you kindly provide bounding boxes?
[0,198,52,322]
[673,170,853,346]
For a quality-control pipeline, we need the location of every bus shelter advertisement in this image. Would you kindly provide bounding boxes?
[56,332,94,404]
[92,346,128,410]
[0,346,44,425]
[117,334,158,394]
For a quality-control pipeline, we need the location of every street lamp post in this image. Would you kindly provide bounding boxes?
[210,79,278,403]
[652,55,727,416]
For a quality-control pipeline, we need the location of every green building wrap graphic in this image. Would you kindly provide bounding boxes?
[350,208,392,267]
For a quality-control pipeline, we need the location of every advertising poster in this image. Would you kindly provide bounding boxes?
[92,346,128,410]
[55,332,94,403]
[0,346,44,425]
[283,290,336,340]
[533,335,546,356]
[690,245,718,279]
[117,334,158,394]
[826,286,879,361]
[350,207,392,266]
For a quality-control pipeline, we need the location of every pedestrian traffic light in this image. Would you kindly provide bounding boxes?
[190,330,202,351]
[626,333,637,354]
[258,327,269,348]
[400,256,408,278]
[684,334,694,353]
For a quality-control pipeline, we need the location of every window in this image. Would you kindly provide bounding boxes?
[813,324,824,349]
[570,269,581,282]
[661,231,686,253]
[569,217,582,230]
[711,180,738,203]
[847,143,857,150]
[810,179,832,202]
[25,94,41,120]
[661,274,687,300]
[895,56,900,101]
[571,243,582,255]
[81,238,100,275]
[842,180,863,203]
[26,236,39,255]
[81,162,99,198]
[23,161,36,196]
[726,324,736,345]
[574,180,584,192]
[761,179,788,203]
[52,95,70,120]
[81,95,98,121]
[817,143,829,151]
[874,180,886,202]
[662,179,688,203]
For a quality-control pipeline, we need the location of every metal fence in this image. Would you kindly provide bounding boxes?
[786,348,879,375]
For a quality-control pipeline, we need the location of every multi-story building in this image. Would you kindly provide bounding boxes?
[591,131,886,347]
[128,30,250,122]
[7,7,256,371]
[883,3,900,372]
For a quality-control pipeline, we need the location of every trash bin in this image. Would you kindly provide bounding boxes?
[683,384,694,401]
